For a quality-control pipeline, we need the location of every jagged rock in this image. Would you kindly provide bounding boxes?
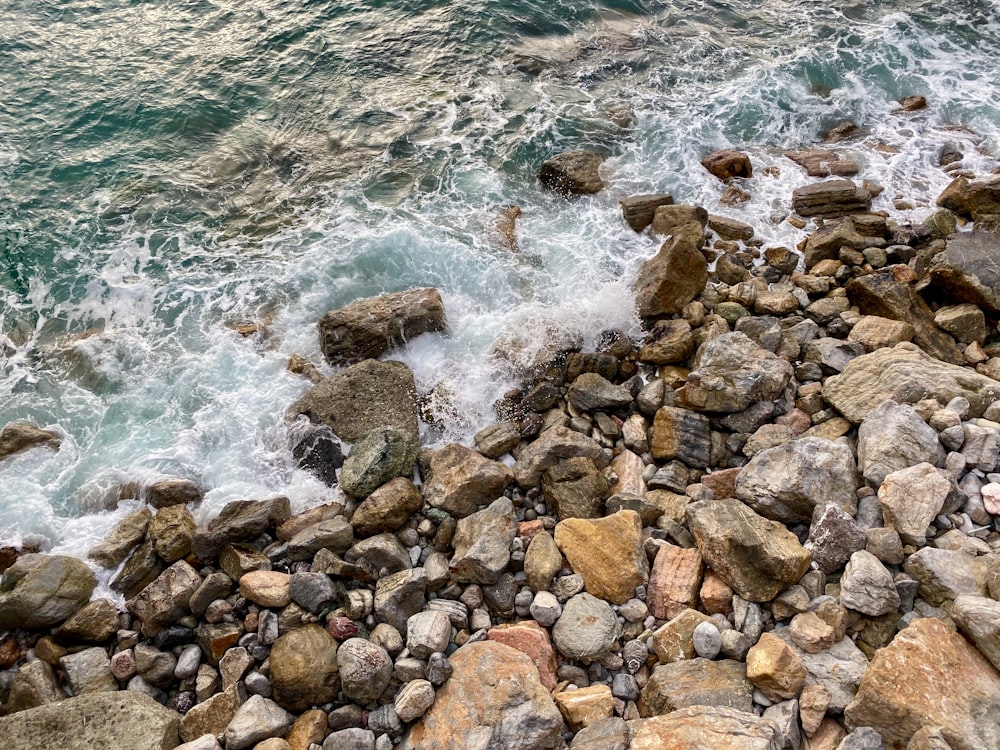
[647,543,703,620]
[473,421,521,459]
[146,478,202,509]
[804,219,867,269]
[374,568,427,635]
[513,425,609,488]
[651,406,711,468]
[0,554,96,630]
[638,319,695,365]
[635,222,708,319]
[126,560,201,636]
[839,550,900,616]
[552,593,621,663]
[803,338,865,374]
[792,180,872,218]
[701,149,752,181]
[951,595,1000,672]
[746,633,807,702]
[56,597,120,643]
[621,194,674,232]
[846,271,964,365]
[651,205,709,235]
[289,423,343,486]
[553,685,614,732]
[351,477,423,536]
[736,437,859,523]
[857,400,944,487]
[89,507,152,568]
[149,504,196,563]
[487,621,559,691]
[877,463,951,545]
[270,624,340,712]
[629,706,781,750]
[686,497,812,602]
[111,540,164,599]
[554,510,648,605]
[639,658,753,716]
[928,232,1000,314]
[709,215,755,241]
[845,617,1000,750]
[191,496,291,560]
[805,503,866,574]
[0,422,61,461]
[401,641,563,750]
[525,531,564,592]
[784,148,859,178]
[567,372,632,412]
[0,692,179,750]
[903,547,984,606]
[288,359,419,442]
[541,457,610,520]
[935,304,988,344]
[318,288,446,366]
[339,427,419,499]
[422,444,513,518]
[936,174,1000,219]
[450,498,517,585]
[5,660,66,714]
[679,332,793,413]
[824,343,1000,423]
[652,608,713,664]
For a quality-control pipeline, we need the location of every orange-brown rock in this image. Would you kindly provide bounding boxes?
[629,705,780,749]
[487,621,558,691]
[608,450,646,497]
[553,685,615,731]
[699,570,733,615]
[809,719,848,750]
[799,684,832,736]
[699,468,740,499]
[652,608,713,664]
[286,709,328,750]
[647,544,704,620]
[746,632,807,701]
[554,510,648,605]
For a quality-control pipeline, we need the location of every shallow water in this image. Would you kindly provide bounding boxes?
[1,0,999,555]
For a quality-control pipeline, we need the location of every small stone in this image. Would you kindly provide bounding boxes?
[406,611,452,659]
[553,684,615,732]
[395,679,436,723]
[338,637,392,707]
[692,621,722,659]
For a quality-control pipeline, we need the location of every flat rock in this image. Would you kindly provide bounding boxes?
[679,332,793,413]
[538,150,605,195]
[736,437,859,523]
[639,659,753,716]
[513,425,609,488]
[635,222,708,319]
[0,691,179,750]
[0,422,61,461]
[903,547,983,606]
[784,148,859,178]
[621,194,674,232]
[146,478,202,509]
[629,705,781,750]
[928,232,1000,314]
[824,343,1000,423]
[0,554,96,630]
[845,617,1000,750]
[702,149,753,181]
[847,315,915,351]
[89,507,152,568]
[422,443,513,517]
[646,543,703,620]
[857,400,944,487]
[401,640,563,750]
[686,497,812,603]
[566,372,633,412]
[554,510,648,605]
[288,359,419,442]
[318,288,446,366]
[487,620,559,691]
[792,180,871,218]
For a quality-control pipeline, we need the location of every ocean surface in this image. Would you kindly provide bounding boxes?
[2,0,999,560]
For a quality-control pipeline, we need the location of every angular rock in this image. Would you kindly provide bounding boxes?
[473,421,521,460]
[288,359,419,442]
[270,624,340,712]
[224,695,292,750]
[774,633,868,713]
[845,617,1000,750]
[792,180,872,218]
[651,406,711,468]
[839,550,900,616]
[877,463,951,545]
[0,692,179,750]
[638,319,695,365]
[290,422,343,486]
[679,333,794,413]
[552,593,621,663]
[5,659,65,714]
[554,510,648,605]
[621,194,675,232]
[747,633,807,702]
[935,304,988,344]
[651,205,709,236]
[0,554,96,630]
[639,658,753,717]
[401,640,563,750]
[422,444,513,518]
[538,150,605,195]
[149,504,196,563]
[180,687,241,743]
[567,372,632,412]
[126,560,201,636]
[847,316,915,352]
[824,343,1000,423]
[635,222,708,319]
[629,705,781,750]
[287,517,354,560]
[647,543,703,620]
[788,611,838,654]
[928,233,1000,315]
[524,531,563,592]
[805,504,866,574]
[652,608,712,664]
[0,422,61,461]
[736,437,859,523]
[554,685,614,732]
[857,400,944,487]
[936,174,1000,220]
[903,547,983,606]
[804,219,867,269]
[146,478,202,509]
[513,425,609,489]
[487,621,559,691]
[59,646,117,695]
[374,568,427,635]
[784,148,859,178]
[702,149,752,181]
[191,496,291,560]
[687,497,812,602]
[951,595,1000,672]
[337,637,392,706]
[340,427,419,499]
[57,598,121,644]
[318,288,446,366]
[89,508,152,568]
[450,497,517,585]
[542,457,609,520]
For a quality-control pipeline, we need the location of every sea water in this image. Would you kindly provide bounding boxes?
[1,0,999,557]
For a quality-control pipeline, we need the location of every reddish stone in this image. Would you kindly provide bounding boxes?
[518,520,545,543]
[327,616,360,641]
[700,468,740,499]
[0,637,21,668]
[809,718,847,750]
[699,570,734,615]
[647,544,704,620]
[487,621,559,690]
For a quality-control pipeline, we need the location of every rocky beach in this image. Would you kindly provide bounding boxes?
[2,91,1000,750]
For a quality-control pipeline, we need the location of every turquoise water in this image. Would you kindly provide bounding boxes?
[2,0,999,556]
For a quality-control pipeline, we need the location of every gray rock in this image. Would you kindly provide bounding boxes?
[538,150,605,195]
[836,726,885,750]
[929,232,1000,313]
[174,736,223,750]
[134,644,177,689]
[0,691,179,750]
[566,373,632,412]
[552,593,621,663]
[857,400,944,487]
[188,572,232,618]
[639,658,753,716]
[651,406,712,468]
[570,716,629,750]
[337,637,392,706]
[126,560,201,636]
[324,728,376,750]
[340,427,419,499]
[629,705,781,748]
[406,611,452,659]
[839,551,900,616]
[806,503,867,574]
[952,595,1000,672]
[89,508,152,568]
[289,571,341,613]
[374,568,427,635]
[223,695,292,750]
[174,644,202,680]
[763,700,800,750]
[692,621,722,659]
[5,660,65,714]
[191,496,291,560]
[877,463,951,545]
[0,554,96,630]
[450,498,517,585]
[802,338,866,374]
[287,517,354,560]
[318,288,446,366]
[289,358,419,442]
[961,423,1000,472]
[736,437,859,523]
[903,547,983,606]
[513,425,609,489]
[679,332,794,413]
[774,633,868,712]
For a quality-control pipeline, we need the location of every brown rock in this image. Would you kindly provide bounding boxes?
[553,685,614,731]
[541,457,609,520]
[239,570,291,608]
[88,507,152,569]
[647,544,704,620]
[146,477,202,509]
[487,621,559,690]
[635,222,708,319]
[422,443,513,518]
[639,658,753,717]
[148,504,196,563]
[788,611,837,654]
[844,617,1000,749]
[607,450,645,498]
[928,232,1000,314]
[799,684,831,736]
[637,319,694,365]
[513,425,609,489]
[0,422,61,461]
[111,540,164,599]
[899,95,927,111]
[524,531,563,592]
[621,194,675,232]
[318,288,446,366]
[538,150,605,195]
[350,477,423,536]
[270,624,340,712]
[180,686,241,743]
[809,719,847,750]
[792,180,872,218]
[125,560,201,636]
[218,544,270,581]
[652,608,712,664]
[651,205,709,236]
[191,496,291,561]
[286,710,328,750]
[847,315,916,351]
[804,218,867,269]
[784,148,859,177]
[700,570,733,615]
[746,632,807,701]
[701,150,752,181]
[936,174,1000,220]
[5,660,65,714]
[56,598,120,644]
[651,407,711,468]
[554,510,648,605]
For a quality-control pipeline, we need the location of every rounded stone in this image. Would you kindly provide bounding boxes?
[337,637,392,706]
[692,621,722,659]
[551,593,622,663]
[269,624,340,711]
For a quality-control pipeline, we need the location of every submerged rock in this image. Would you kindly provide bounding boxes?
[0,422,61,462]
[538,150,606,195]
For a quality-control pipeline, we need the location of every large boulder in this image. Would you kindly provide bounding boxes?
[0,422,61,461]
[288,358,419,442]
[928,232,1000,313]
[635,222,708,319]
[686,498,811,603]
[270,624,340,712]
[856,400,944,487]
[401,640,563,750]
[936,174,1000,219]
[735,437,859,523]
[538,150,605,195]
[0,692,179,750]
[791,180,871,218]
[845,617,1000,750]
[678,332,794,413]
[318,288,446,366]
[823,343,1000,423]
[620,194,674,232]
[339,427,419,499]
[0,554,96,630]
[126,560,201,636]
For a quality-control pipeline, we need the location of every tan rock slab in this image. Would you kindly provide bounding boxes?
[554,685,615,732]
[799,684,831,736]
[647,544,704,620]
[285,709,327,750]
[238,571,291,608]
[554,510,648,605]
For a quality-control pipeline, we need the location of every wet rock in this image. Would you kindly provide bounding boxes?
[288,359,419,442]
[702,149,752,181]
[792,180,872,218]
[126,560,201,636]
[89,507,152,568]
[630,705,780,750]
[401,640,562,750]
[554,510,648,605]
[473,421,521,459]
[928,232,1000,314]
[679,332,793,413]
[191,496,290,560]
[513,425,609,488]
[538,150,605,195]
[318,288,446,366]
[270,624,340,712]
[784,148,859,178]
[0,422,61,461]
[422,443,513,518]
[337,637,392,706]
[621,194,674,232]
[651,205,709,236]
[195,622,240,666]
[635,222,708,319]
[0,692,180,750]
[638,319,695,365]
[804,219,867,269]
[857,401,944,487]
[224,695,292,750]
[290,423,343,486]
[936,174,1000,220]
[823,343,1000,423]
[0,554,96,630]
[149,504,196,563]
[686,497,812,602]
[736,437,859,523]
[340,427,419,498]
[639,658,753,716]
[287,517,354,560]
[146,477,202,509]
[567,372,632,412]
[845,617,1000,750]
[54,597,120,644]
[552,593,621,663]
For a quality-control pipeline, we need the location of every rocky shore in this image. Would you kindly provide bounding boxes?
[3,101,1000,750]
